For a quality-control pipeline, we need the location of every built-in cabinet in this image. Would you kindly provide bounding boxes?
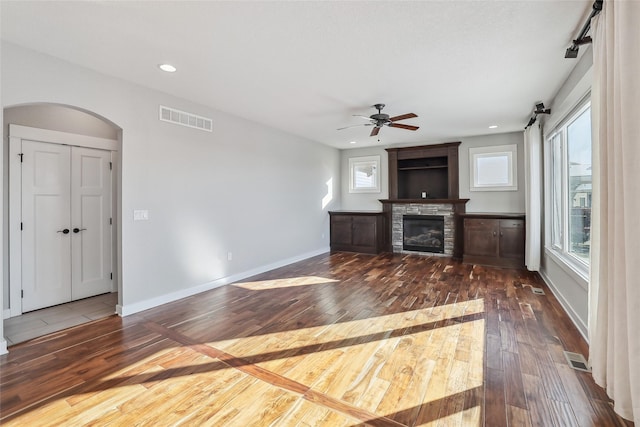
[329,211,386,254]
[461,213,525,268]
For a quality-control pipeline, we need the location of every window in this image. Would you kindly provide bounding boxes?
[349,155,380,193]
[546,100,592,274]
[469,144,518,191]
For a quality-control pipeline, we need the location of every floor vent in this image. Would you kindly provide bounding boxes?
[159,105,213,132]
[564,351,590,372]
[531,287,545,295]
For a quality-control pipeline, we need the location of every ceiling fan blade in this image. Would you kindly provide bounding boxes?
[389,113,417,122]
[370,127,381,137]
[389,123,419,131]
[337,123,374,130]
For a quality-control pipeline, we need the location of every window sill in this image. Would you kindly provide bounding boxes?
[544,247,589,290]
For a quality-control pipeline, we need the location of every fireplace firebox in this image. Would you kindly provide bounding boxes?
[403,215,445,253]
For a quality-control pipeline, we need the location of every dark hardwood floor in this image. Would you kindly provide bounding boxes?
[0,252,632,426]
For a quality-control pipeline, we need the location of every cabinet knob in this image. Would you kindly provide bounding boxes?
[493,231,497,237]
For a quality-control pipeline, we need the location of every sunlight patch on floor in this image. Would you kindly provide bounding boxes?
[205,301,486,422]
[232,275,339,290]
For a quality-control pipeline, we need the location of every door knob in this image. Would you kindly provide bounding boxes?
[57,228,70,234]
[73,228,87,233]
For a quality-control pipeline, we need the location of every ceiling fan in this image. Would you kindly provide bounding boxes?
[338,103,419,137]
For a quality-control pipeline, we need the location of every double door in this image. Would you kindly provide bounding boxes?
[21,140,112,312]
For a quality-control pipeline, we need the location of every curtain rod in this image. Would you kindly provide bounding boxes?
[525,103,551,130]
[565,0,603,58]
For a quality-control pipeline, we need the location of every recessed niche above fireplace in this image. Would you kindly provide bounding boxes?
[386,142,461,200]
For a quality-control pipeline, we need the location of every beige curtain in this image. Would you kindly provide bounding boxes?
[589,2,640,423]
[524,124,541,271]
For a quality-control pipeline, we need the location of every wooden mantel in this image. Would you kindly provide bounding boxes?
[379,198,469,205]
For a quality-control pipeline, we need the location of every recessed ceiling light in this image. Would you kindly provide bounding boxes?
[158,64,177,73]
[350,141,357,144]
[488,125,498,129]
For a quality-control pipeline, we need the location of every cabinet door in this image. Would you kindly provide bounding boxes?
[352,216,377,248]
[464,218,499,257]
[499,220,525,261]
[330,216,352,246]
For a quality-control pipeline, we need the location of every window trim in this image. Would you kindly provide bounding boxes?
[469,144,518,191]
[348,155,381,193]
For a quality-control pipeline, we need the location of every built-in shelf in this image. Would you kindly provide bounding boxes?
[397,165,448,171]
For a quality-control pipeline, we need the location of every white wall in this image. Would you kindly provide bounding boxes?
[340,132,525,213]
[1,42,341,320]
[539,47,593,339]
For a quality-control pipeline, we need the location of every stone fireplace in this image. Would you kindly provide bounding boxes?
[389,202,458,256]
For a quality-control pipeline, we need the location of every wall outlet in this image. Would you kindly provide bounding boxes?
[133,210,149,221]
[227,252,233,261]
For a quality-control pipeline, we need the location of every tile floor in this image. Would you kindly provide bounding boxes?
[3,292,117,346]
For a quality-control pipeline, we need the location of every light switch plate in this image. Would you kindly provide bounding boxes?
[133,210,149,221]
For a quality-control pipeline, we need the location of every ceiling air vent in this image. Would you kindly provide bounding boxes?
[159,105,212,132]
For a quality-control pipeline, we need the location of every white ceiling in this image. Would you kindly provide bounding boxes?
[1,1,591,149]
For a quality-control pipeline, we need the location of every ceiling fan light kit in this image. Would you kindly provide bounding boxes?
[338,103,419,137]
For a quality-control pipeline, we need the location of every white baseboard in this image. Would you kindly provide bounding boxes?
[3,309,11,320]
[117,248,329,317]
[538,268,589,343]
[0,339,7,355]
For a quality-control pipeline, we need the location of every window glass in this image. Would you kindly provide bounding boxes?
[551,133,563,249]
[567,108,592,261]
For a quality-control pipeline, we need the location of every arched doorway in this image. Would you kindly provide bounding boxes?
[3,103,122,345]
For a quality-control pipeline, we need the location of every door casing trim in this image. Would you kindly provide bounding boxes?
[8,124,118,317]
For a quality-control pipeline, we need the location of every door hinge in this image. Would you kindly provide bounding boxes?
[20,222,23,231]
[110,217,112,225]
[110,273,113,280]
[19,153,24,163]
[21,290,24,298]
[109,161,112,170]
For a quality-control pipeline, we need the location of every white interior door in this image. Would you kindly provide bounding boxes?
[21,141,72,312]
[70,147,112,300]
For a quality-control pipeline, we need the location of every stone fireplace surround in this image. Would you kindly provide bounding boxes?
[380,199,469,257]
[393,203,454,255]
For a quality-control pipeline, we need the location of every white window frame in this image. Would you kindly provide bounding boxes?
[544,99,591,280]
[348,155,381,193]
[469,144,518,191]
